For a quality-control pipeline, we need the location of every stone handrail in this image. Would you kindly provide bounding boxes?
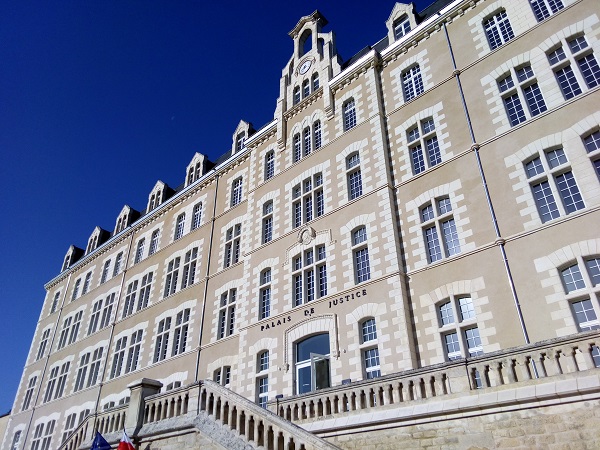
[200,379,341,449]
[57,404,127,450]
[272,331,600,423]
[465,331,600,389]
[142,383,192,424]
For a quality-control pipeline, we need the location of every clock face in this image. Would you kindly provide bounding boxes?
[299,59,312,75]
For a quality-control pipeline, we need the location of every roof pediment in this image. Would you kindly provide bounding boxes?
[289,10,327,38]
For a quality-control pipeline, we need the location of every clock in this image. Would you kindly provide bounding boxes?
[299,59,312,75]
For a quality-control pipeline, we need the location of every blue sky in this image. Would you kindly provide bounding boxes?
[0,0,430,413]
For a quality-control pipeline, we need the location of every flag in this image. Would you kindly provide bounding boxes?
[117,429,135,450]
[90,431,111,450]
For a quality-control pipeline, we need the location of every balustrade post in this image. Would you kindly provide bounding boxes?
[574,345,595,371]
[125,378,163,435]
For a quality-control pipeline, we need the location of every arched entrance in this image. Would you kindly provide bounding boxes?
[295,333,330,394]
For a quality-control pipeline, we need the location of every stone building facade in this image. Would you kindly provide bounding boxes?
[3,0,600,448]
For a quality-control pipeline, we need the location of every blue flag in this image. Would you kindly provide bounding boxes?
[91,431,111,450]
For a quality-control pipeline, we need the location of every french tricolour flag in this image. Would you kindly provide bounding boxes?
[117,430,135,450]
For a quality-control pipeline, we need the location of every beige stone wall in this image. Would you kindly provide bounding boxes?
[325,399,600,449]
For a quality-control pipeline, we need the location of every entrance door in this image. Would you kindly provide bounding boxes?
[295,334,330,394]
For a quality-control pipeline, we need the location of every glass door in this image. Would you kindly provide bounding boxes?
[295,334,330,394]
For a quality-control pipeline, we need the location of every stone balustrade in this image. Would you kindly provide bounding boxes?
[200,379,341,449]
[57,331,599,449]
[272,331,600,424]
[142,382,191,424]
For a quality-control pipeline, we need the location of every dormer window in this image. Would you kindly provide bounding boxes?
[235,133,245,153]
[393,15,411,40]
[62,254,71,272]
[86,236,97,254]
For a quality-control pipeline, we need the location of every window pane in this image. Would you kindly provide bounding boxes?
[585,258,600,286]
[459,297,476,320]
[554,171,584,213]
[577,54,600,89]
[583,131,600,152]
[503,93,526,126]
[424,226,442,262]
[441,219,461,256]
[361,318,377,342]
[532,181,560,223]
[439,301,454,326]
[523,83,547,116]
[545,148,567,168]
[525,157,544,178]
[555,66,582,99]
[571,299,599,331]
[561,264,585,293]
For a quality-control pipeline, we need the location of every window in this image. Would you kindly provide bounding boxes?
[303,79,310,98]
[293,133,301,163]
[346,152,363,200]
[235,133,245,154]
[360,319,380,379]
[264,151,275,181]
[561,264,585,293]
[87,347,103,388]
[259,269,272,320]
[134,238,145,264]
[393,15,411,40]
[181,248,198,289]
[559,258,600,331]
[164,257,181,297]
[174,214,185,240]
[262,201,273,244]
[352,227,371,283]
[149,229,160,255]
[583,130,600,181]
[113,252,123,277]
[81,272,92,295]
[231,177,243,207]
[217,289,236,339]
[10,430,22,450]
[110,337,127,379]
[421,197,461,263]
[137,272,153,310]
[224,224,241,268]
[483,10,514,50]
[529,0,564,22]
[44,362,69,402]
[498,64,547,126]
[256,350,269,408]
[548,35,600,100]
[312,72,319,90]
[100,260,110,284]
[292,173,324,228]
[292,245,327,306]
[166,381,182,390]
[571,299,599,331]
[408,118,442,175]
[62,254,71,272]
[22,375,37,410]
[524,148,584,223]
[74,352,91,392]
[71,278,81,301]
[313,120,322,150]
[402,65,424,102]
[88,300,102,335]
[343,99,357,131]
[100,293,115,329]
[361,318,377,343]
[213,366,231,386]
[437,296,481,360]
[62,413,77,444]
[192,203,202,230]
[293,86,300,105]
[125,329,143,373]
[30,420,55,450]
[154,317,171,363]
[57,311,82,349]
[187,161,202,186]
[36,329,50,360]
[303,127,312,157]
[55,361,70,397]
[50,291,60,314]
[172,309,190,356]
[123,280,138,318]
